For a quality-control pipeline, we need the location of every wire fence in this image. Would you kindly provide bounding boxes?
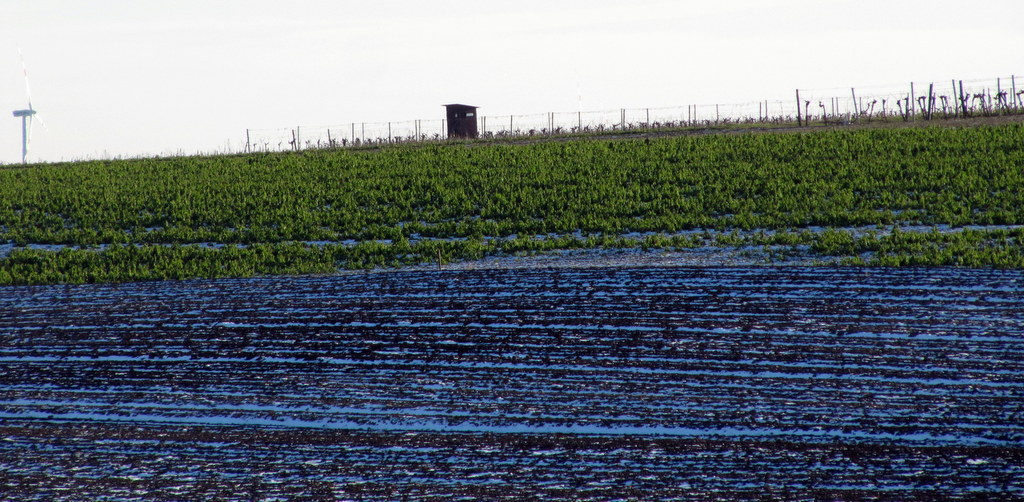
[245,74,1024,152]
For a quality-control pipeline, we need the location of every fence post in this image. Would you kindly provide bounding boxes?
[620,109,625,129]
[510,115,513,133]
[578,111,582,130]
[795,89,802,126]
[388,122,392,143]
[1013,75,1020,111]
[910,82,916,121]
[997,78,1002,113]
[646,108,650,127]
[361,123,365,143]
[327,129,332,147]
[951,80,959,117]
[850,88,859,122]
[245,129,250,153]
[927,83,935,119]
[959,80,968,116]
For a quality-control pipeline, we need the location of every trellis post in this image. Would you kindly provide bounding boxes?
[795,90,802,126]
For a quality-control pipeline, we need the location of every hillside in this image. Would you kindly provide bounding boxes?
[1,121,1023,284]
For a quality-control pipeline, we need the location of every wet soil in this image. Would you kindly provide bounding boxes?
[1,266,1022,500]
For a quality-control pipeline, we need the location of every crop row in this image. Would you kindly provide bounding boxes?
[1,226,1022,285]
[1,124,1022,283]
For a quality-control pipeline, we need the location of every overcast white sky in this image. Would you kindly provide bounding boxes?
[1,0,1021,164]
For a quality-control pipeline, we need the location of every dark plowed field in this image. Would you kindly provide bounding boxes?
[1,266,1022,500]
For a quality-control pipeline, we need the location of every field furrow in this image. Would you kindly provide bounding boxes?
[1,266,1022,500]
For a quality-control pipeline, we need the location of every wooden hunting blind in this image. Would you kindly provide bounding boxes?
[444,104,479,139]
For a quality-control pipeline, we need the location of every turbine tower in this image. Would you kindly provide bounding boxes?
[12,108,36,165]
[11,48,44,164]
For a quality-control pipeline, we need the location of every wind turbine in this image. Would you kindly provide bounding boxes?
[11,48,45,164]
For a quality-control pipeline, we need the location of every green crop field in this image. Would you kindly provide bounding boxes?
[1,123,1023,284]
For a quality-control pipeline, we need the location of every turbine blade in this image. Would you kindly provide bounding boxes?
[33,112,47,131]
[26,116,33,155]
[18,46,33,110]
